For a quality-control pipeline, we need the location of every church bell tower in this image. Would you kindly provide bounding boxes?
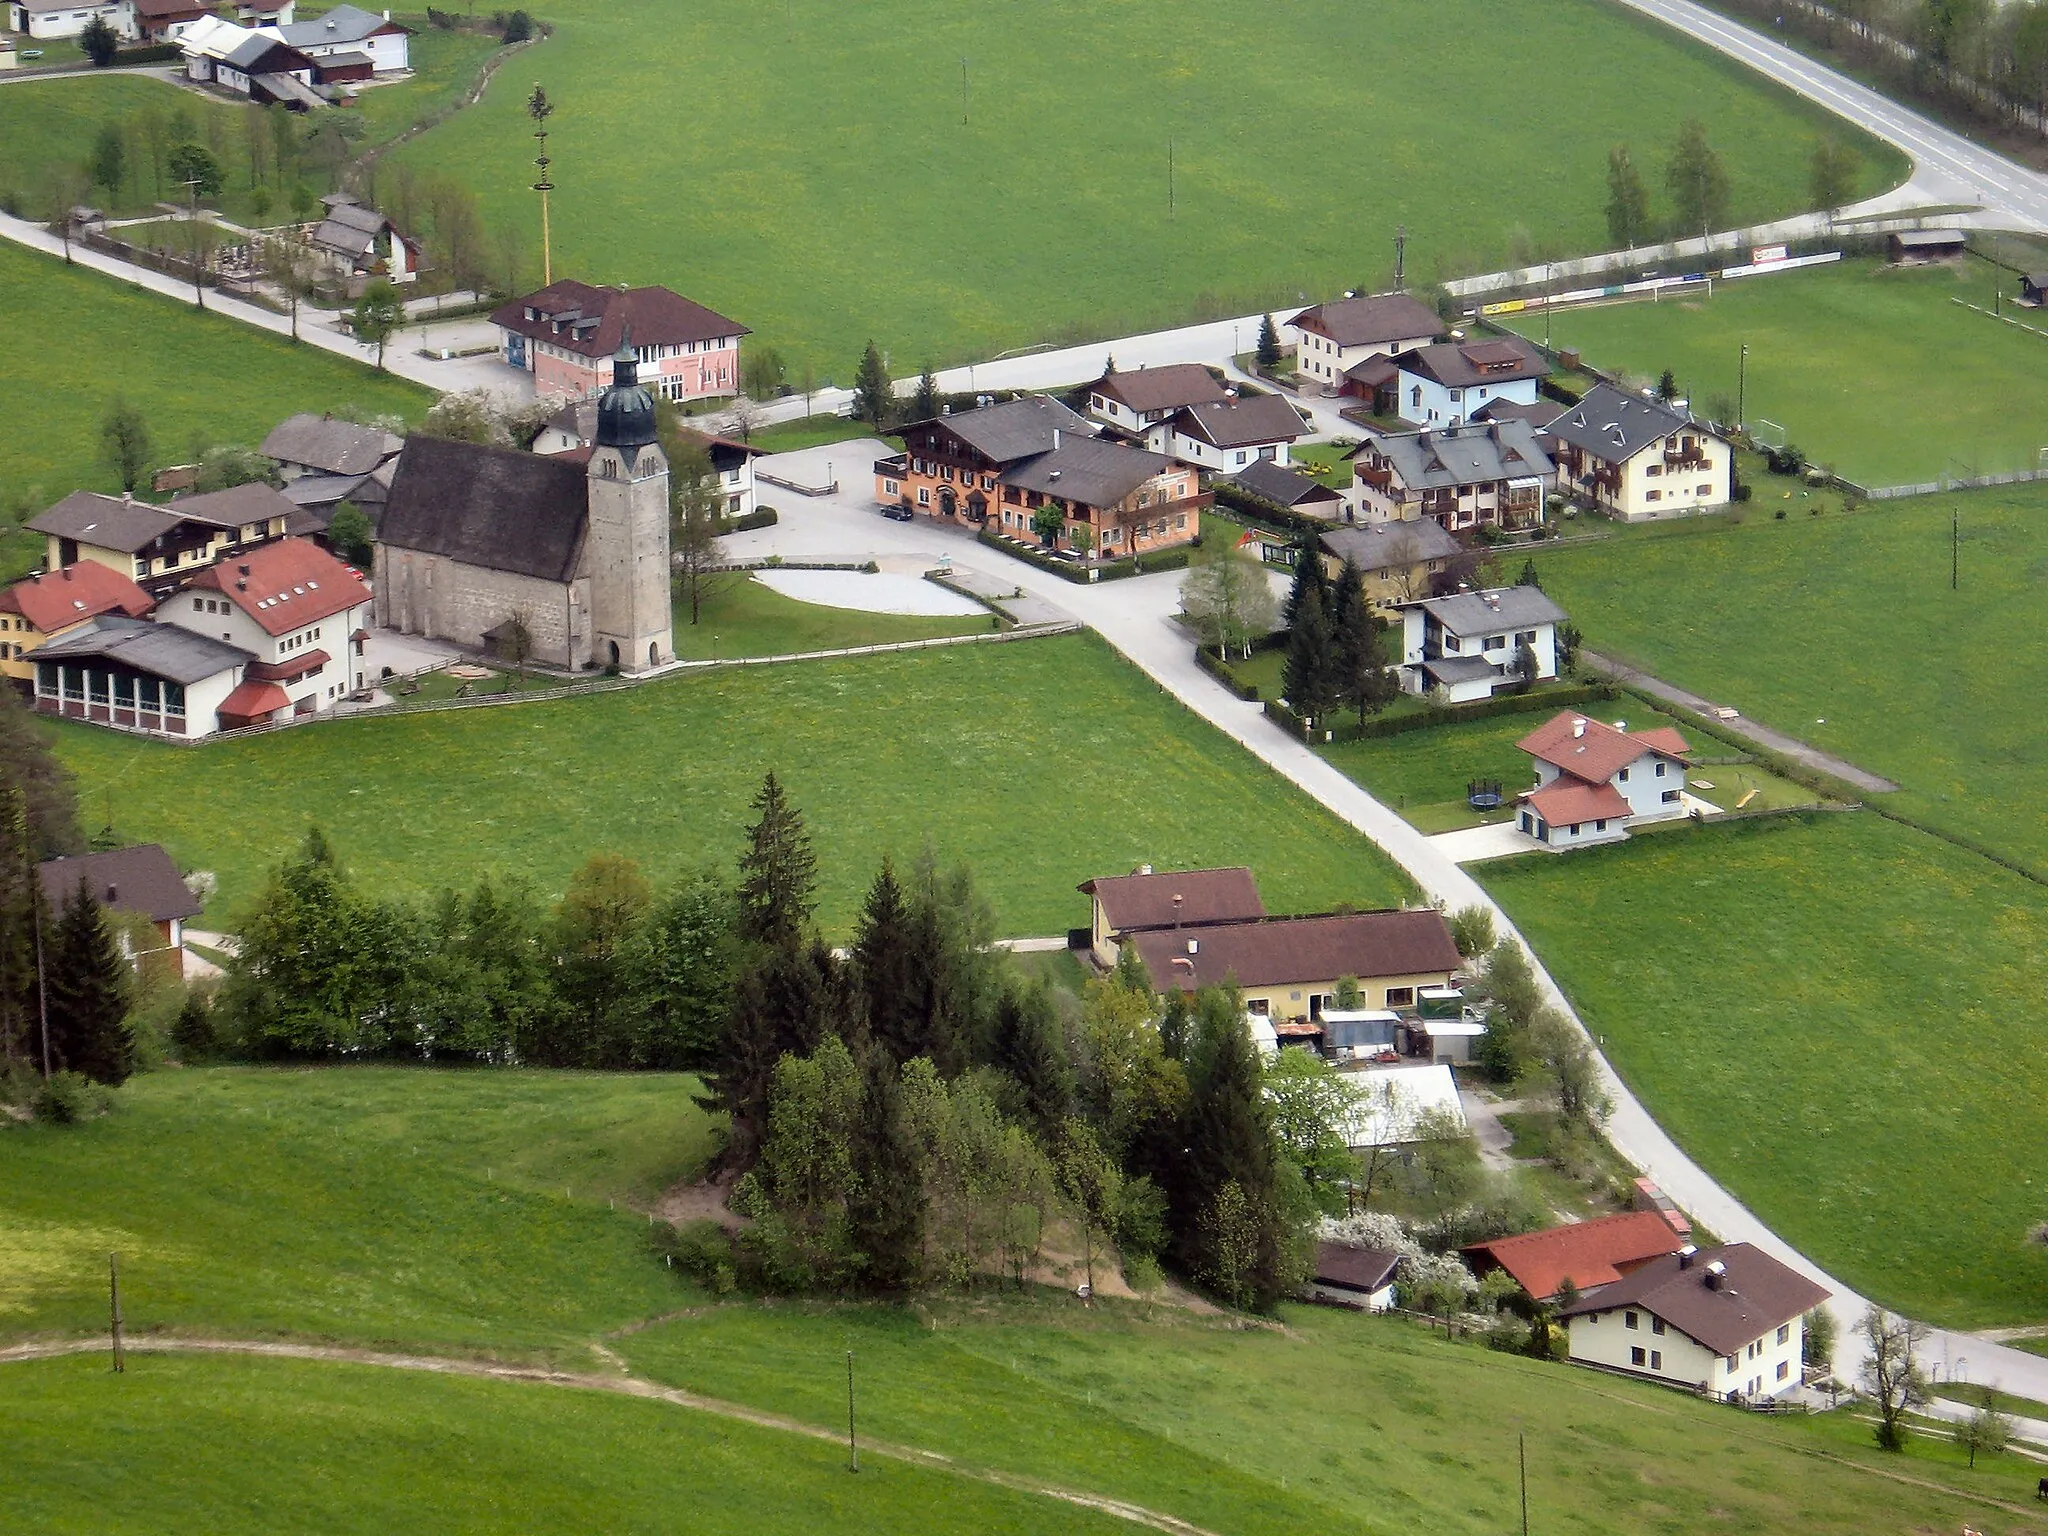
[585,330,673,671]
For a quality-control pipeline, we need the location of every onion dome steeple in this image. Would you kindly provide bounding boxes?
[596,323,657,450]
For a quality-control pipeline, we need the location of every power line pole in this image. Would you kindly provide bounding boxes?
[182,174,205,311]
[1736,342,1748,433]
[1519,1429,1529,1536]
[1952,505,1959,591]
[845,1350,858,1473]
[1394,225,1407,290]
[109,1251,125,1373]
[1167,139,1174,222]
[33,867,50,1083]
[960,56,969,126]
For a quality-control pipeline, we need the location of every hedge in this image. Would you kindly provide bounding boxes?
[1195,645,1259,700]
[1210,481,1330,540]
[975,526,1191,583]
[1263,681,1623,745]
[726,507,778,532]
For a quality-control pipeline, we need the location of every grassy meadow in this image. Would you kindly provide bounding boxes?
[1484,813,2048,1329]
[0,1067,713,1352]
[1504,257,2048,486]
[670,573,993,661]
[0,241,429,521]
[49,633,1413,931]
[1529,485,2048,873]
[7,1066,2048,1536]
[371,0,1903,372]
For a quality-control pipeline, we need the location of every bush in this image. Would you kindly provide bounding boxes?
[1210,480,1328,538]
[725,507,778,533]
[655,1217,739,1293]
[1195,645,1259,700]
[33,1071,112,1124]
[1762,443,1806,476]
[499,8,534,41]
[170,990,219,1062]
[1448,905,1497,957]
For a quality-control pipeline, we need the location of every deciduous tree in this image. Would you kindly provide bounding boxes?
[1665,120,1730,240]
[668,438,727,626]
[327,502,375,566]
[1810,137,1861,220]
[350,278,406,371]
[88,123,125,200]
[1605,144,1649,249]
[99,397,152,494]
[1954,1392,2013,1468]
[1860,1305,1929,1447]
[741,346,786,402]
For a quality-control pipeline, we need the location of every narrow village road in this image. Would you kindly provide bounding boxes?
[731,461,2048,1407]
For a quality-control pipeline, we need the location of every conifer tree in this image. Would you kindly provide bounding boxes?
[736,772,817,950]
[1255,313,1282,368]
[45,878,132,1085]
[0,785,39,1069]
[990,981,1071,1137]
[852,857,920,1066]
[853,341,893,429]
[1282,581,1338,721]
[1329,557,1396,726]
[1282,530,1327,629]
[911,366,939,421]
[849,1047,926,1290]
[703,939,846,1169]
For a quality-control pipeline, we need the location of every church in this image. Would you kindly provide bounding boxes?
[375,340,674,673]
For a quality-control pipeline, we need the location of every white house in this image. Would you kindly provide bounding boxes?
[179,13,248,77]
[1307,1241,1400,1312]
[1546,383,1734,521]
[1515,710,1691,849]
[32,617,252,739]
[1344,419,1554,532]
[1143,394,1306,472]
[9,0,130,39]
[1560,1243,1828,1401]
[1396,338,1548,427]
[1288,292,1443,395]
[533,399,762,520]
[157,534,375,720]
[1395,586,1567,703]
[261,2,410,72]
[1085,364,1229,435]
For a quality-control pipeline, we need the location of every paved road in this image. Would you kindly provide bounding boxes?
[1613,0,2048,231]
[737,456,2048,1404]
[1584,650,1902,794]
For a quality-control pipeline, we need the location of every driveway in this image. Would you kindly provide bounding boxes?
[1429,821,1545,865]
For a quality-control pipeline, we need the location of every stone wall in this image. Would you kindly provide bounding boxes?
[375,546,592,670]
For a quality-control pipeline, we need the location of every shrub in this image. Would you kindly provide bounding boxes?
[656,1217,738,1293]
[1448,905,1497,957]
[725,507,778,533]
[33,1071,112,1125]
[170,990,219,1062]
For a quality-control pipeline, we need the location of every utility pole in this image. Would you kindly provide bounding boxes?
[1519,1429,1529,1536]
[33,868,49,1083]
[1394,225,1407,290]
[1736,342,1748,433]
[182,174,205,311]
[109,1252,125,1373]
[845,1350,858,1473]
[960,56,969,126]
[1167,139,1174,222]
[528,84,555,287]
[1952,505,1959,591]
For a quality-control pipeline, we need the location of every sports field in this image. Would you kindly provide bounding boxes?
[45,633,1413,931]
[0,241,429,516]
[6,1066,2043,1536]
[1529,484,2048,873]
[1504,257,2048,486]
[378,0,1902,372]
[1484,813,2048,1330]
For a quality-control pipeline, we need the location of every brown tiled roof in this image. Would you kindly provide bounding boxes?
[39,844,202,923]
[1132,909,1460,992]
[1290,293,1444,348]
[380,436,589,583]
[1079,866,1264,934]
[0,564,153,633]
[1091,364,1230,415]
[491,279,748,359]
[1518,712,1689,785]
[1314,1241,1400,1293]
[185,536,371,637]
[165,481,298,531]
[1166,394,1308,449]
[1399,338,1548,390]
[1464,1212,1687,1302]
[29,492,189,554]
[1525,778,1632,827]
[1559,1243,1830,1355]
[1081,868,1253,937]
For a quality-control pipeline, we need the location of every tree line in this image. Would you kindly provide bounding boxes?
[1601,120,1862,250]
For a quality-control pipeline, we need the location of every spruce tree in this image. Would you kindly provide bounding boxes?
[1282,531,1327,629]
[702,939,848,1170]
[1176,985,1290,1309]
[852,858,920,1067]
[990,982,1071,1137]
[45,878,132,1086]
[0,785,39,1069]
[1255,314,1282,368]
[1282,581,1337,721]
[736,772,818,950]
[853,341,894,429]
[849,1047,926,1290]
[911,366,939,422]
[1329,558,1396,726]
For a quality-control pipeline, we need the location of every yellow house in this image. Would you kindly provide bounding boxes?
[1129,908,1462,1023]
[1315,520,1464,612]
[1078,865,1265,969]
[29,484,298,590]
[1548,383,1733,521]
[0,563,156,682]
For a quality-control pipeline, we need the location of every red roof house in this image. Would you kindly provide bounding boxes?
[493,280,749,405]
[1464,1212,1689,1303]
[1515,711,1691,849]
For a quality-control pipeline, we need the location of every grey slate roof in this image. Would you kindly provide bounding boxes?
[39,844,203,923]
[272,2,399,44]
[1091,364,1229,415]
[1350,419,1555,492]
[29,493,185,553]
[380,435,589,583]
[1289,292,1443,348]
[262,413,404,476]
[165,481,298,530]
[1546,383,1711,466]
[1418,655,1501,685]
[911,395,1094,466]
[1398,337,1548,390]
[1471,398,1565,432]
[34,616,252,684]
[1402,586,1567,636]
[310,199,390,259]
[280,472,370,510]
[1226,459,1341,510]
[1166,394,1307,450]
[1319,518,1460,573]
[1001,435,1174,510]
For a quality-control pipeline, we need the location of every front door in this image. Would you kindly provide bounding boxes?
[939,487,957,519]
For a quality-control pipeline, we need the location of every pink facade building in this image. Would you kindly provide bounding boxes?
[492,280,749,404]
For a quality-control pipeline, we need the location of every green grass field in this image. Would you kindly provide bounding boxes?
[671,573,993,660]
[0,241,430,513]
[9,1066,2048,1536]
[368,0,1902,372]
[0,1067,713,1352]
[1484,813,2048,1329]
[50,633,1412,931]
[1529,486,2048,873]
[1504,257,2048,485]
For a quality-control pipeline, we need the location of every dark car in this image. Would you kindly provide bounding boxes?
[882,503,914,522]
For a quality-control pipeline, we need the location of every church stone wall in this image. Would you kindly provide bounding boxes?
[375,546,593,670]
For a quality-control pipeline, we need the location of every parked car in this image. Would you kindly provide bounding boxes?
[881,503,914,522]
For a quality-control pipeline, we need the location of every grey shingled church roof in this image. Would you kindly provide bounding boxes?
[379,436,590,583]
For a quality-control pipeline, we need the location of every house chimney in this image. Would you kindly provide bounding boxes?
[1703,1260,1727,1290]
[105,883,117,902]
[1052,428,1062,451]
[60,568,71,582]
[1138,863,1153,876]
[1571,718,1585,738]
[1186,938,1198,955]
[239,564,251,577]
[1677,1245,1697,1270]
